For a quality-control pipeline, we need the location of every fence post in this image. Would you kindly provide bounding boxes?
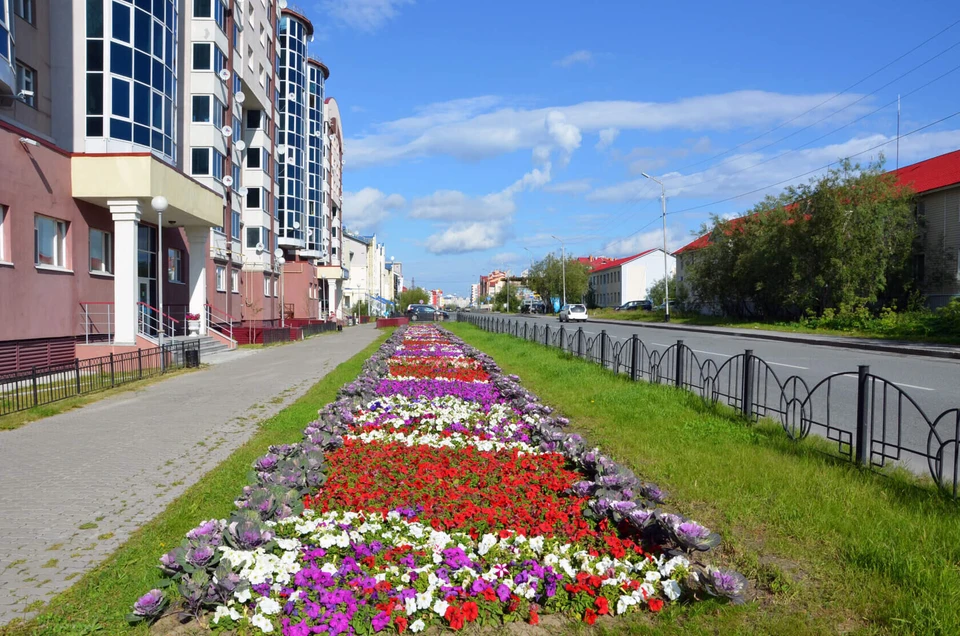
[630,334,640,381]
[741,349,754,419]
[544,324,549,347]
[75,358,81,395]
[577,327,584,358]
[855,365,871,466]
[675,340,684,388]
[31,366,38,406]
[138,347,143,379]
[110,353,115,387]
[559,325,565,352]
[524,322,528,340]
[600,330,607,368]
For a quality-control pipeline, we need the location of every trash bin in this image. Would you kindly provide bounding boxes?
[185,347,200,368]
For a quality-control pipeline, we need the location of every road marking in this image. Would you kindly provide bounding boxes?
[652,342,672,347]
[839,373,934,391]
[691,349,731,358]
[765,361,809,370]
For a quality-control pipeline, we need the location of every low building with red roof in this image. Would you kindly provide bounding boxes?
[585,249,675,308]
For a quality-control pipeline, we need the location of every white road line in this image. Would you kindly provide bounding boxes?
[839,373,934,391]
[652,342,672,347]
[765,361,809,370]
[691,349,731,357]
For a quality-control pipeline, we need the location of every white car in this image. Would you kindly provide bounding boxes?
[558,303,588,322]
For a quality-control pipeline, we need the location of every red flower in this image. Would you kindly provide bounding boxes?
[482,588,497,602]
[596,596,610,615]
[584,608,597,625]
[445,606,465,630]
[394,615,408,633]
[462,601,479,623]
[528,609,539,625]
[648,598,664,612]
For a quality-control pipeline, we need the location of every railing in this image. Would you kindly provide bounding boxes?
[0,341,201,417]
[205,304,238,349]
[137,302,178,342]
[262,327,292,345]
[458,313,960,499]
[79,302,115,344]
[299,322,338,338]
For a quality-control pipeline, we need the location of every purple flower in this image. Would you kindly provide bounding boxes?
[132,589,167,617]
[372,611,391,632]
[706,568,747,603]
[185,545,215,568]
[496,583,511,603]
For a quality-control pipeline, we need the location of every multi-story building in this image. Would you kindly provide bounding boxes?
[470,283,480,305]
[342,230,395,316]
[0,1,347,371]
[586,249,675,308]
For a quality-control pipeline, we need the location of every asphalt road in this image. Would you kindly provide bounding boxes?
[464,313,960,481]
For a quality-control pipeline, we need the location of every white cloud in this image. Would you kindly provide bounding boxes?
[544,179,592,194]
[601,225,688,257]
[347,91,872,169]
[588,128,960,207]
[322,0,413,32]
[555,50,596,67]
[426,222,510,255]
[342,188,405,232]
[596,127,620,150]
[409,190,515,221]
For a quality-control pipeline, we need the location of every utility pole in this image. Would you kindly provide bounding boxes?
[641,172,670,322]
[551,235,566,307]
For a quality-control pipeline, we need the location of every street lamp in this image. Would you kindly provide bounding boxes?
[151,196,168,362]
[640,173,671,323]
[550,235,566,307]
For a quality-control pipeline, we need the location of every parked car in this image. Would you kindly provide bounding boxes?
[615,300,653,312]
[558,304,588,322]
[437,310,450,320]
[405,305,438,321]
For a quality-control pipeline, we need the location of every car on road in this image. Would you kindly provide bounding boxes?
[615,299,653,312]
[558,303,588,322]
[405,304,439,321]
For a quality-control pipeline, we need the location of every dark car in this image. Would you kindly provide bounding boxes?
[615,300,653,311]
[405,305,438,321]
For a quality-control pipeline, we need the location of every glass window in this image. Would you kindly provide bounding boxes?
[89,228,112,273]
[111,77,130,117]
[246,147,261,168]
[192,42,211,70]
[215,265,225,291]
[35,215,68,268]
[0,205,7,262]
[264,276,270,296]
[16,61,36,107]
[15,0,34,24]
[246,109,262,129]
[191,147,210,175]
[168,247,182,282]
[192,94,210,122]
[193,0,211,17]
[246,226,263,248]
[231,268,239,293]
[231,210,241,240]
[246,187,261,209]
[112,1,130,42]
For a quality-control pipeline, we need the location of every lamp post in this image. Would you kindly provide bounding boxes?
[640,172,670,323]
[151,196,168,364]
[551,235,566,307]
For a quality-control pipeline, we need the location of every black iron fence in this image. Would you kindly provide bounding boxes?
[458,313,960,498]
[299,322,339,338]
[262,328,293,345]
[0,341,201,417]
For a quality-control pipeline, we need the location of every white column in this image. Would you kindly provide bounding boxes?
[109,200,141,345]
[185,227,209,335]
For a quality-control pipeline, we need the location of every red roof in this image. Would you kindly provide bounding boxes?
[674,149,960,256]
[588,249,657,273]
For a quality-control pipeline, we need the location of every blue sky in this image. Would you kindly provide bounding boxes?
[309,0,960,296]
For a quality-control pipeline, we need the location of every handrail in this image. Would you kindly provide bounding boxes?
[204,304,237,349]
[204,303,240,323]
[137,301,180,324]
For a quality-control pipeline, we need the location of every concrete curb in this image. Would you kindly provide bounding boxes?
[477,313,960,361]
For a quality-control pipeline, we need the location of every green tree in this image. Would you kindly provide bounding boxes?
[492,283,522,312]
[353,300,369,317]
[686,159,917,319]
[647,275,691,308]
[397,287,430,312]
[526,255,591,311]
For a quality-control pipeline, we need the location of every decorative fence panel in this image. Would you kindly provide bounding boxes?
[457,313,960,498]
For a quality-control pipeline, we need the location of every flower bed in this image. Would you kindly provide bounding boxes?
[131,325,744,633]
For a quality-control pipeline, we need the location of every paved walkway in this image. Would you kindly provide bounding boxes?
[0,325,381,625]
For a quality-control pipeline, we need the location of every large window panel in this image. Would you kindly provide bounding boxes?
[191,147,211,175]
[112,1,131,42]
[35,215,68,268]
[89,228,112,274]
[192,94,210,122]
[110,41,132,76]
[192,42,211,70]
[111,76,130,118]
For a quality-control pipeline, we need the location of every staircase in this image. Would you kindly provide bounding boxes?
[167,335,231,360]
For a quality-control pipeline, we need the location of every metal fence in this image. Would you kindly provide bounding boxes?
[299,322,339,338]
[0,341,201,417]
[262,328,293,345]
[458,313,960,498]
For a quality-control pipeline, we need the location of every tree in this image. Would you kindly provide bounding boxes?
[397,287,430,312]
[492,283,522,312]
[686,159,917,320]
[647,275,691,308]
[353,300,369,317]
[526,255,591,312]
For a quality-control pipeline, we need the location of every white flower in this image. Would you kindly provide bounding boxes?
[416,590,433,610]
[662,579,682,601]
[250,612,275,633]
[528,536,544,553]
[410,619,426,633]
[235,588,252,603]
[212,604,241,623]
[276,538,300,551]
[258,596,281,615]
[405,597,417,616]
[616,594,638,616]
[433,599,449,617]
[645,570,662,583]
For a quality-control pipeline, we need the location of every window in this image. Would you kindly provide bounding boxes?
[247,147,261,168]
[16,61,36,107]
[192,42,212,70]
[246,187,261,209]
[264,276,270,296]
[274,278,278,297]
[89,228,112,273]
[193,0,211,17]
[0,205,7,262]
[246,226,267,249]
[231,210,241,240]
[191,147,211,175]
[168,247,183,282]
[14,0,34,25]
[192,95,210,122]
[215,265,226,291]
[34,215,68,268]
[246,109,262,129]
[231,269,239,293]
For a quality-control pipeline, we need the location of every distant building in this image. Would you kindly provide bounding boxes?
[586,249,675,308]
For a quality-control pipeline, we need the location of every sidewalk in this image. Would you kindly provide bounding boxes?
[0,325,381,625]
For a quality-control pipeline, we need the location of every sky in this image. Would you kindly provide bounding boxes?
[307,0,960,296]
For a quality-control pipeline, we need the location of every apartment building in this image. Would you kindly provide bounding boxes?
[587,249,675,308]
[342,230,394,316]
[0,0,346,370]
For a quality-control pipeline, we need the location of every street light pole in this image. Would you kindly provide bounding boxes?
[551,235,566,307]
[151,196,168,367]
[641,173,670,322]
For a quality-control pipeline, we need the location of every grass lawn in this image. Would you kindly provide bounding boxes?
[581,308,960,345]
[0,365,202,431]
[0,329,393,636]
[447,322,960,635]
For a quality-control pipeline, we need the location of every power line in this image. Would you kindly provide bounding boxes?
[665,108,960,217]
[667,17,960,176]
